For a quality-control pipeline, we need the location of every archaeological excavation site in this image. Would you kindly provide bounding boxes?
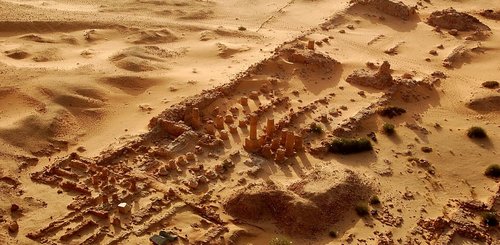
[0,0,499,244]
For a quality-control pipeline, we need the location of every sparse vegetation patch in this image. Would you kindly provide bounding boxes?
[328,138,373,154]
[467,126,487,139]
[382,123,395,135]
[369,196,381,205]
[309,122,324,134]
[481,212,499,227]
[355,202,370,217]
[485,164,500,178]
[378,106,406,118]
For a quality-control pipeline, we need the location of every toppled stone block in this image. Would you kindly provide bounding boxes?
[118,202,132,214]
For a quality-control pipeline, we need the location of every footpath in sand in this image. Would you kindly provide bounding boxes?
[0,0,499,244]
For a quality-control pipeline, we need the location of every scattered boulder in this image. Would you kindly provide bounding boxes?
[427,8,490,31]
[10,204,20,213]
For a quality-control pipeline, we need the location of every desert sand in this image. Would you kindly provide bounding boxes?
[0,0,499,244]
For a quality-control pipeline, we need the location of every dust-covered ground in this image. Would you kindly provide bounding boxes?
[0,0,499,244]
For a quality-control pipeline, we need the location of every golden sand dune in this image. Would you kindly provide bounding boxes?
[0,0,499,244]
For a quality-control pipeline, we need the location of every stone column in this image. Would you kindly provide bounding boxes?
[215,115,224,129]
[229,125,238,134]
[238,119,247,128]
[219,130,229,140]
[240,96,248,106]
[275,147,286,163]
[270,137,280,151]
[244,114,261,153]
[294,134,304,152]
[205,121,216,135]
[261,144,273,159]
[266,118,275,137]
[307,40,315,50]
[249,114,258,140]
[225,115,234,124]
[280,129,288,145]
[192,108,201,129]
[285,131,295,156]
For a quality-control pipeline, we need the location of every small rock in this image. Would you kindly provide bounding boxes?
[421,146,433,153]
[448,29,458,36]
[10,204,20,212]
[367,132,377,142]
[404,191,414,200]
[8,221,19,233]
[482,81,499,89]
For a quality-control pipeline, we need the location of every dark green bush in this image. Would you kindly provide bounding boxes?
[382,123,395,135]
[467,126,487,139]
[485,164,500,178]
[355,202,370,217]
[378,106,406,118]
[369,196,381,205]
[481,212,498,227]
[328,138,373,154]
[310,122,324,134]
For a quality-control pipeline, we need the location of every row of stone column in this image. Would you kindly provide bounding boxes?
[244,114,304,162]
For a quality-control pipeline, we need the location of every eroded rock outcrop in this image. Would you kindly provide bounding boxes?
[346,61,394,89]
[351,0,417,20]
